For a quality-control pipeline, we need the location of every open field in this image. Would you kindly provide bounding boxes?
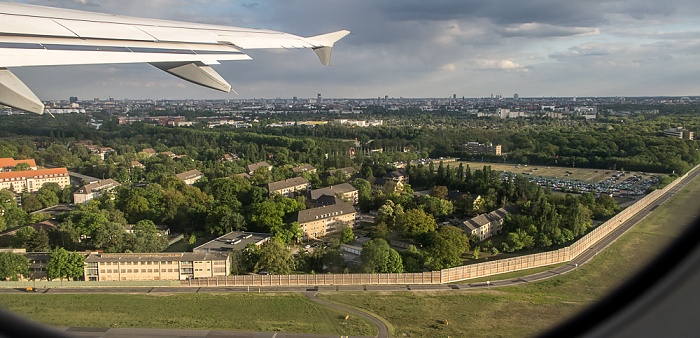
[320,172,700,337]
[0,293,377,336]
[446,160,658,184]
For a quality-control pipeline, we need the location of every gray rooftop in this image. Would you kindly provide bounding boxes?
[297,202,356,224]
[76,179,120,194]
[246,161,272,173]
[267,177,309,192]
[194,231,272,253]
[176,170,202,181]
[310,183,357,200]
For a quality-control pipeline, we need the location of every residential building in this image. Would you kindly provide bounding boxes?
[310,183,359,205]
[664,127,695,140]
[141,148,157,156]
[130,161,145,169]
[383,170,409,184]
[267,177,310,196]
[463,142,503,156]
[194,231,272,253]
[372,177,404,193]
[84,252,231,281]
[460,206,514,241]
[328,167,358,177]
[0,168,70,193]
[83,145,114,160]
[160,151,176,158]
[73,179,121,204]
[296,202,358,240]
[221,153,239,162]
[246,161,273,174]
[292,164,317,175]
[0,158,38,171]
[176,170,203,185]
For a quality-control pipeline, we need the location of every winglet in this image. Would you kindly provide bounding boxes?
[151,62,232,93]
[0,68,45,115]
[307,30,351,66]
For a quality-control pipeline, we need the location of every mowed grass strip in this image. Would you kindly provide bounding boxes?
[320,173,700,337]
[0,293,377,336]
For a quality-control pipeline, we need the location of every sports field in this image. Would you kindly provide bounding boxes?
[446,160,657,183]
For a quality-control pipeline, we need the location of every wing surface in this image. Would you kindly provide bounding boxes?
[0,2,350,114]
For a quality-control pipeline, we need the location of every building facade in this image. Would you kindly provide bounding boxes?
[0,168,70,193]
[84,252,230,281]
[176,170,203,185]
[0,158,38,171]
[463,142,502,156]
[460,207,513,241]
[73,179,121,204]
[297,202,358,240]
[310,183,359,205]
[267,177,310,196]
[664,127,695,140]
[246,161,273,175]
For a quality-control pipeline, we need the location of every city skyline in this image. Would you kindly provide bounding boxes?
[8,0,700,100]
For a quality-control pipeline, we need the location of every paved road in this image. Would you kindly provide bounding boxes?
[304,292,389,338]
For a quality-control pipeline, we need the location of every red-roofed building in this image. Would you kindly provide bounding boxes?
[0,158,38,171]
[0,168,70,193]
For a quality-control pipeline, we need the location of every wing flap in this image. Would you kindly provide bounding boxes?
[0,68,44,115]
[151,62,232,93]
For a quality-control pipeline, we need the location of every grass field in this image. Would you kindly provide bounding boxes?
[448,161,656,184]
[0,293,377,336]
[319,172,700,337]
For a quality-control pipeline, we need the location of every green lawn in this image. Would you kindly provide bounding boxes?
[0,293,377,336]
[319,173,700,337]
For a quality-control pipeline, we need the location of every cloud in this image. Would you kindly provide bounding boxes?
[7,0,700,98]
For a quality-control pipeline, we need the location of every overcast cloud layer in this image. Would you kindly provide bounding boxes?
[8,0,700,100]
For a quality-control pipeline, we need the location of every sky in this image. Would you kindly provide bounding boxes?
[8,0,700,100]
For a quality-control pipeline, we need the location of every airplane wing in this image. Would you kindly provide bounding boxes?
[0,2,350,114]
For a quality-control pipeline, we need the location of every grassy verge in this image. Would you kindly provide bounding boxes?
[0,293,377,336]
[319,173,700,337]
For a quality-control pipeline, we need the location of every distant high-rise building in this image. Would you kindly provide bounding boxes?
[664,127,695,140]
[69,96,78,104]
[316,94,322,104]
[514,93,519,100]
[453,94,457,100]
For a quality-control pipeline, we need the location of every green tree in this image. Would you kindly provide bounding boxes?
[424,225,469,270]
[12,163,31,171]
[47,247,84,281]
[254,238,295,274]
[27,228,51,252]
[20,194,42,212]
[11,226,36,248]
[429,186,448,200]
[92,222,128,253]
[0,252,29,280]
[129,220,168,253]
[361,238,404,273]
[341,226,354,244]
[394,208,437,239]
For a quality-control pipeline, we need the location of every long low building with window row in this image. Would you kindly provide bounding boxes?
[84,252,230,281]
